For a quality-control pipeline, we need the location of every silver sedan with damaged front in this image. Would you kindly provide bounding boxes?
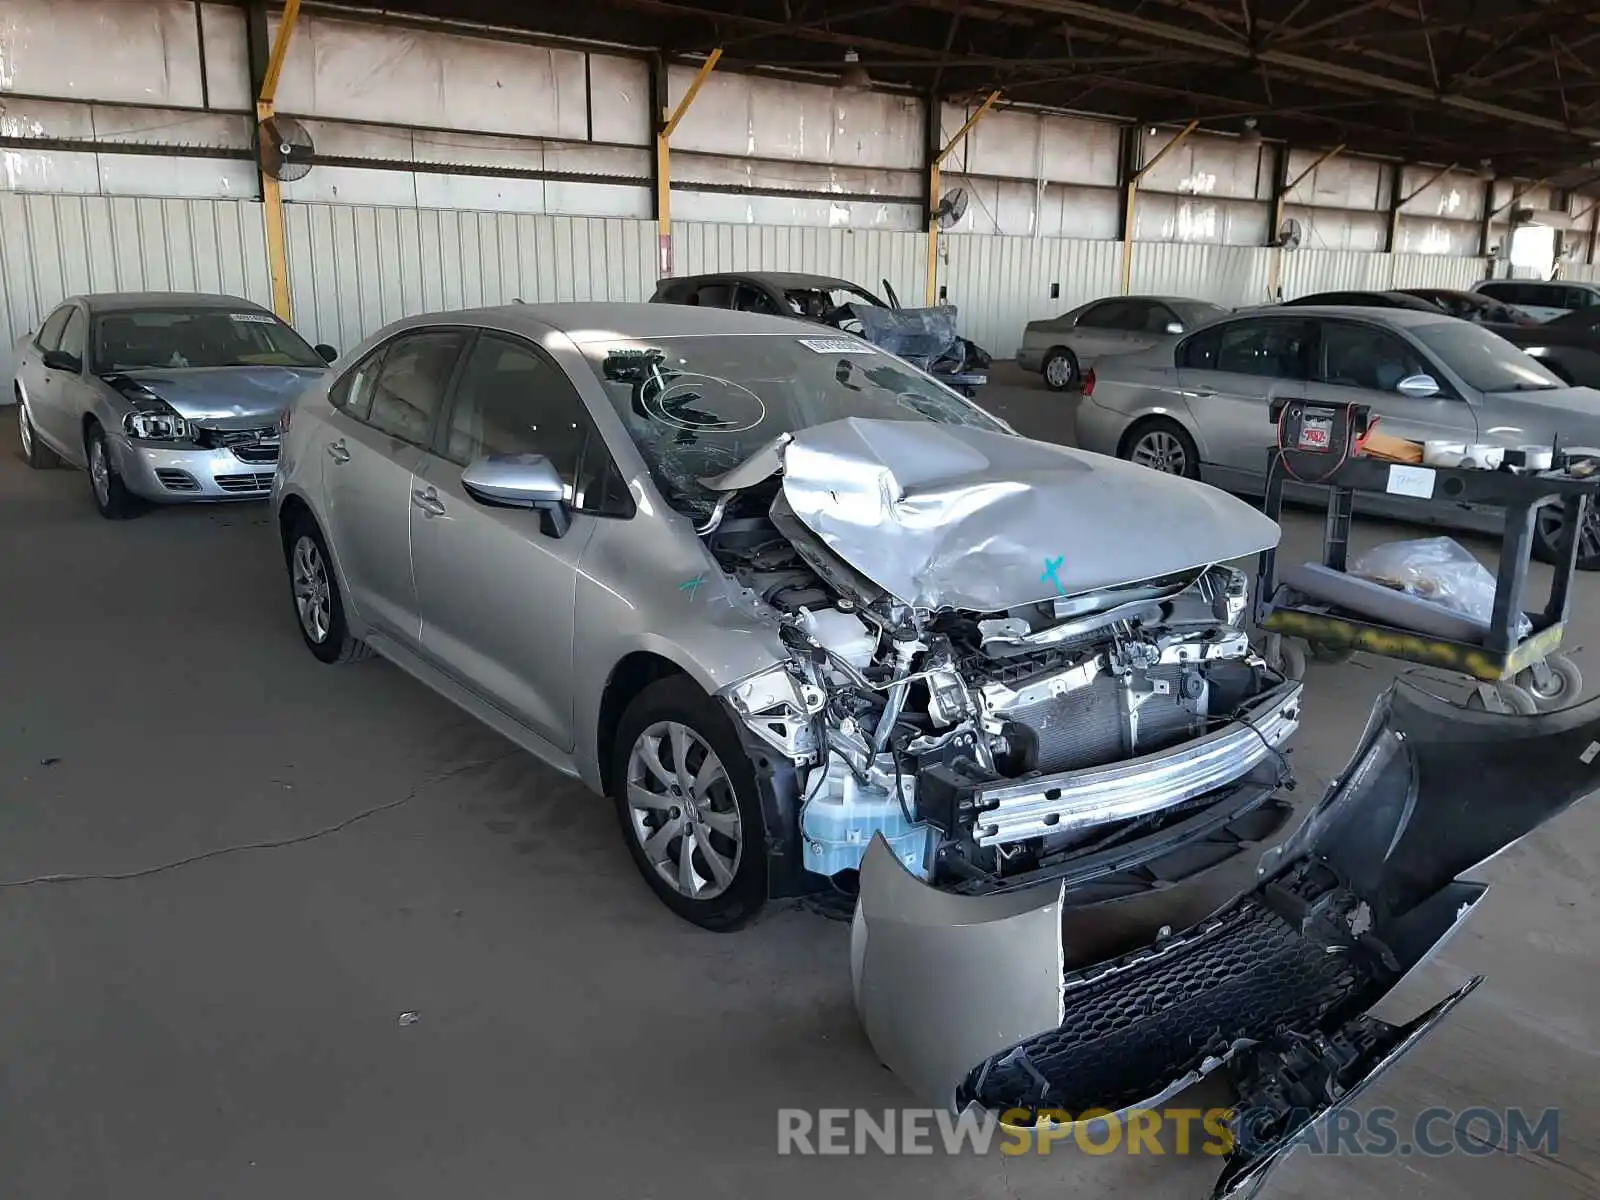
[272,302,1300,932]
[12,292,335,518]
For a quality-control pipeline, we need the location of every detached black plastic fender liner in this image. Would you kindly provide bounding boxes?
[853,681,1600,1196]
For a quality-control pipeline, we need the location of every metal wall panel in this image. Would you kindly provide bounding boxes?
[1280,249,1393,296]
[281,204,660,351]
[1389,253,1485,290]
[0,194,270,389]
[1129,242,1275,309]
[939,235,1121,358]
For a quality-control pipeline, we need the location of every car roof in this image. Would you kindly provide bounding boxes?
[1236,304,1455,328]
[1477,278,1598,291]
[659,271,865,292]
[73,292,265,314]
[396,302,814,342]
[1088,294,1222,306]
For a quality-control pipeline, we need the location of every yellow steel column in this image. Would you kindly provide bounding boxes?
[1121,118,1198,295]
[257,0,302,321]
[656,49,721,277]
[926,90,999,306]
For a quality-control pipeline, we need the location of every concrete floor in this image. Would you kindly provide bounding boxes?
[1,375,1595,1200]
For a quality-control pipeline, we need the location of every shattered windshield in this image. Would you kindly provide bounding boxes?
[583,333,1008,518]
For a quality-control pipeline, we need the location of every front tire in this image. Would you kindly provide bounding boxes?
[1042,347,1079,392]
[16,390,58,469]
[84,422,142,519]
[1120,416,1201,480]
[284,515,372,664]
[611,676,768,931]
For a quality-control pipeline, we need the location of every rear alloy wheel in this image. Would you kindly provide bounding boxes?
[1122,417,1201,479]
[16,392,58,469]
[285,516,372,664]
[1533,500,1600,571]
[85,423,142,519]
[1042,348,1079,392]
[611,676,767,931]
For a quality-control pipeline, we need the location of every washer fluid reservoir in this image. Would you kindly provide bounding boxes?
[797,606,878,673]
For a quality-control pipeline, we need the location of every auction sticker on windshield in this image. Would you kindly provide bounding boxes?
[798,338,876,354]
[229,313,278,323]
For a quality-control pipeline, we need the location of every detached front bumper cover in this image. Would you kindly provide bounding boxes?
[854,681,1600,1197]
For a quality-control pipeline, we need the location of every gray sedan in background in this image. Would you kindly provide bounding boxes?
[12,292,335,518]
[1074,304,1600,567]
[1018,294,1226,391]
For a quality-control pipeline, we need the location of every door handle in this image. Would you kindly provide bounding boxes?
[1186,387,1217,398]
[326,439,351,463]
[411,487,447,517]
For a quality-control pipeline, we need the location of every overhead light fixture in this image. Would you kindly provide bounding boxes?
[840,49,871,92]
[1240,117,1262,147]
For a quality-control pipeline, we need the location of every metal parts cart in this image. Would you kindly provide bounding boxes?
[1253,400,1598,713]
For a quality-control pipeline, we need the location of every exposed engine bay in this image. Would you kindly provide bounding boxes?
[707,474,1299,894]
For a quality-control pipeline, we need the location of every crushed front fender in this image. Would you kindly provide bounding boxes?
[854,680,1600,1195]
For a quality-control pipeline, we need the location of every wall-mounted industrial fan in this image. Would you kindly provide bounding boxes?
[1276,216,1304,250]
[255,114,315,182]
[934,187,970,229]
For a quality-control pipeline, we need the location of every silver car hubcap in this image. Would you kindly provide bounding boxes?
[292,536,333,644]
[89,437,111,504]
[18,402,33,456]
[1132,430,1188,475]
[1045,356,1072,388]
[625,721,742,901]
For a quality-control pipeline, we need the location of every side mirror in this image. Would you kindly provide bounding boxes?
[1165,321,1185,335]
[315,343,338,363]
[41,349,81,373]
[461,453,571,537]
[1397,373,1441,399]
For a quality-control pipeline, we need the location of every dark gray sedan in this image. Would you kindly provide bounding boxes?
[12,292,335,518]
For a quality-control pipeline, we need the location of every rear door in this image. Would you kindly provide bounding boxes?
[409,330,628,750]
[320,328,467,642]
[1174,315,1313,477]
[1068,299,1144,366]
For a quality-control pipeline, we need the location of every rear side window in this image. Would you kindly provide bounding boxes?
[365,330,467,446]
[1078,300,1134,329]
[695,283,734,308]
[34,306,73,352]
[1179,318,1311,379]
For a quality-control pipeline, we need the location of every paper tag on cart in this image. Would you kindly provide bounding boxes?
[1385,464,1436,499]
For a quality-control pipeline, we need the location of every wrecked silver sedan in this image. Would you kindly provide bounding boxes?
[275,302,1296,930]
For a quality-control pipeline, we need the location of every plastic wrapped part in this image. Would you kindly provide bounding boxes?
[1350,537,1531,639]
[779,417,1281,612]
[850,304,961,368]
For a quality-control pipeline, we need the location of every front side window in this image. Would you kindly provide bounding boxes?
[1564,287,1600,310]
[35,306,73,352]
[90,307,325,373]
[1314,321,1431,392]
[365,330,466,445]
[1411,320,1564,393]
[583,333,1007,519]
[443,332,630,516]
[58,308,88,363]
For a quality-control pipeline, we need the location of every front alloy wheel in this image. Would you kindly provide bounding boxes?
[624,721,743,902]
[16,396,55,469]
[1130,427,1191,475]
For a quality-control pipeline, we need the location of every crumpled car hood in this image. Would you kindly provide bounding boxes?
[773,417,1280,611]
[108,365,325,425]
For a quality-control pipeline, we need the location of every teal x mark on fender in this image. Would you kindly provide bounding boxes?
[1041,556,1067,595]
[679,573,707,600]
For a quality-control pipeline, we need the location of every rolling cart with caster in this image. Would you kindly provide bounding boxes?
[1253,397,1598,712]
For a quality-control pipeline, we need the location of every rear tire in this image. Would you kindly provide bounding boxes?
[610,676,768,931]
[16,389,58,469]
[1042,347,1079,392]
[1533,499,1600,571]
[284,514,373,664]
[84,422,143,519]
[1120,416,1201,480]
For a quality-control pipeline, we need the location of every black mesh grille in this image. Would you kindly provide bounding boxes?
[962,898,1366,1115]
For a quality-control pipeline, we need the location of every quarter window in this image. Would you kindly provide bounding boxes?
[58,308,88,362]
[330,347,390,421]
[365,330,467,446]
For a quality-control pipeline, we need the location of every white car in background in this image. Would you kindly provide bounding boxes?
[1472,278,1600,323]
[1018,295,1226,392]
